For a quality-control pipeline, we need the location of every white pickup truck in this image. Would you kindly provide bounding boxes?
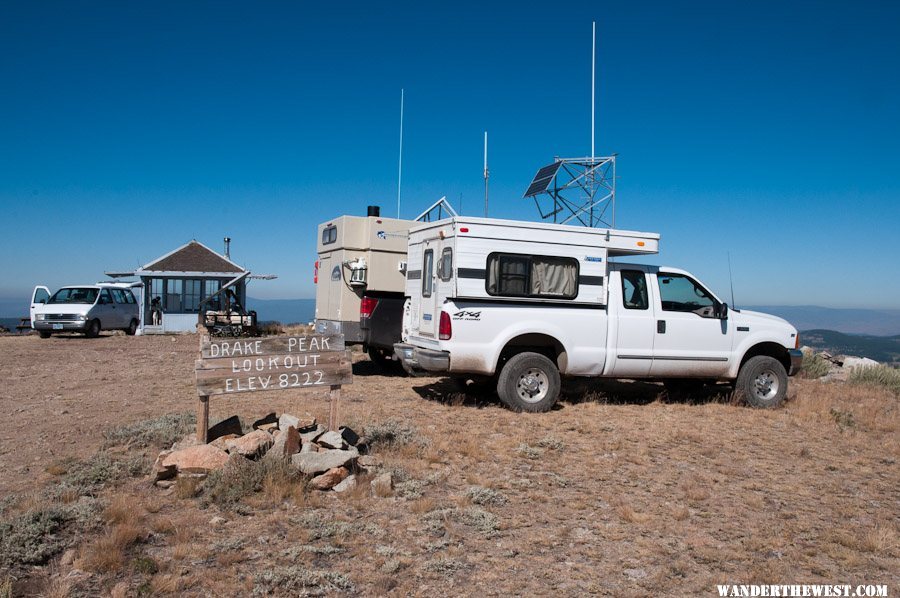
[394,217,802,412]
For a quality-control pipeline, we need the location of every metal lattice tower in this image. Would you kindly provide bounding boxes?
[523,155,616,228]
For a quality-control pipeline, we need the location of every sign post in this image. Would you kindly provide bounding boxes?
[194,334,352,442]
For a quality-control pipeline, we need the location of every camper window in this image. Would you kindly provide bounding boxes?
[322,225,337,245]
[423,249,434,297]
[439,248,453,281]
[486,253,578,299]
[621,270,649,310]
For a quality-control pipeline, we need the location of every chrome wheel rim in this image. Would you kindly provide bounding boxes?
[516,368,549,403]
[752,369,779,401]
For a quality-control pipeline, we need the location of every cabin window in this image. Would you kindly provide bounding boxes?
[621,270,649,310]
[165,279,183,311]
[423,249,434,297]
[657,273,716,313]
[149,279,164,305]
[322,225,337,245]
[438,248,453,281]
[486,253,578,299]
[204,280,221,310]
[184,280,202,312]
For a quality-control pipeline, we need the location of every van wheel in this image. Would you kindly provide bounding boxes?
[497,352,561,412]
[735,356,788,408]
[84,319,101,338]
[125,319,138,336]
[38,331,51,339]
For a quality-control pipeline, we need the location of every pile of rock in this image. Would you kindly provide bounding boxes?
[803,348,881,381]
[152,412,385,492]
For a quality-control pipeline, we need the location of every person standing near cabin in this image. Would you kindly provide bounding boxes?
[151,296,162,325]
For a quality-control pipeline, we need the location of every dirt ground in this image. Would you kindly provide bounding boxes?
[1,333,898,596]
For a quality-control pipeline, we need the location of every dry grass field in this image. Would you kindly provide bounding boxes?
[0,333,897,596]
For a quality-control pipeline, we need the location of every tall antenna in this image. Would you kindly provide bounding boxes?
[591,20,596,160]
[727,251,737,308]
[483,131,489,217]
[397,88,404,219]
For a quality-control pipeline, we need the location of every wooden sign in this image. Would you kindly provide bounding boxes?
[194,334,353,442]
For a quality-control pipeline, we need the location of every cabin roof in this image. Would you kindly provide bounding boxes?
[140,240,245,274]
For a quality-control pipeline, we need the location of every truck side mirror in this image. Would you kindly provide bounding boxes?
[718,302,729,320]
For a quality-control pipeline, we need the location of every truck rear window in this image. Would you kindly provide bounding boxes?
[486,253,578,299]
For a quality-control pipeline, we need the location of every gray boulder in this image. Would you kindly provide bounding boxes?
[292,447,359,475]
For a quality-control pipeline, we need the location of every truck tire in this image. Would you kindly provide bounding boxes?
[735,355,788,408]
[84,319,101,338]
[497,352,561,413]
[367,346,393,369]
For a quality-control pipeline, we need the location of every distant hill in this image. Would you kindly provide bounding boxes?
[246,297,315,325]
[744,305,900,336]
[800,329,900,364]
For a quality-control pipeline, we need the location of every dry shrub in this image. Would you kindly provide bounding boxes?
[861,524,898,555]
[848,365,900,395]
[800,352,831,379]
[79,520,144,573]
[174,476,203,499]
[614,501,650,524]
[150,573,182,594]
[672,505,690,521]
[103,494,142,525]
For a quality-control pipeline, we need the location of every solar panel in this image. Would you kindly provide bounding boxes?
[523,162,563,197]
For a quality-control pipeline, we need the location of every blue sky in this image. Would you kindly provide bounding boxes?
[1,1,898,309]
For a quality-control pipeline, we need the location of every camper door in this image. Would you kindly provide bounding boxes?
[416,237,453,338]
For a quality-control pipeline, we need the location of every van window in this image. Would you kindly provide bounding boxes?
[98,289,114,305]
[438,248,453,281]
[110,289,128,304]
[486,253,578,299]
[423,249,434,297]
[657,273,715,313]
[621,270,648,310]
[125,290,136,304]
[322,225,337,245]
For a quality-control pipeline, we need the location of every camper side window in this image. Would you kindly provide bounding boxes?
[322,226,337,245]
[438,248,453,281]
[423,249,434,297]
[486,253,578,299]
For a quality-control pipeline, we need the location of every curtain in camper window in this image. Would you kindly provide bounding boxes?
[487,253,578,299]
[531,256,577,297]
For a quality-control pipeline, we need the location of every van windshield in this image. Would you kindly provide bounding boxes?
[48,288,99,304]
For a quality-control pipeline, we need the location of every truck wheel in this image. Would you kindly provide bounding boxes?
[84,319,101,338]
[497,352,561,413]
[38,331,51,339]
[735,356,788,408]
[125,319,138,336]
[367,346,393,369]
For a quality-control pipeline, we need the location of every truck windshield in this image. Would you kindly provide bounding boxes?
[48,288,99,304]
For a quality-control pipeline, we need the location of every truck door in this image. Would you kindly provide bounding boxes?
[611,268,655,376]
[650,272,733,377]
[418,241,439,337]
[30,285,50,328]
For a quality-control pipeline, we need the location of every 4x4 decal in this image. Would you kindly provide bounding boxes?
[453,310,481,321]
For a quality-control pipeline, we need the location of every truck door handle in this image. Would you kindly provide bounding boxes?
[657,320,666,333]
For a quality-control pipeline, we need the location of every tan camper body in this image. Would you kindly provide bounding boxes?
[315,215,412,342]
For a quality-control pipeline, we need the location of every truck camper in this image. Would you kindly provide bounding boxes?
[394,216,802,411]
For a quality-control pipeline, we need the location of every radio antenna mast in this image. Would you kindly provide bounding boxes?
[591,20,596,161]
[727,251,737,308]
[483,131,489,217]
[397,88,404,219]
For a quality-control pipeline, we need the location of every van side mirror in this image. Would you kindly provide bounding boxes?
[717,302,729,320]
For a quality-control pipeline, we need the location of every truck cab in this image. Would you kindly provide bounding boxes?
[394,217,801,411]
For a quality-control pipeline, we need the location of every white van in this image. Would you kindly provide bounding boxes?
[31,284,140,338]
[394,217,802,411]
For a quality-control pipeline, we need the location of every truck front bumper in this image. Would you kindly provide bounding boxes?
[788,349,803,376]
[32,321,87,332]
[393,343,450,373]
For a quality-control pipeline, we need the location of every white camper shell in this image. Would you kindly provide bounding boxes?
[395,216,802,412]
[315,214,412,343]
[401,216,659,342]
